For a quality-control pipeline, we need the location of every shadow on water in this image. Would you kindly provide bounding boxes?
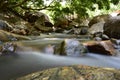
[0,51,120,80]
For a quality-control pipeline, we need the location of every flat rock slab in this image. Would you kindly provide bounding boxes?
[16,65,120,80]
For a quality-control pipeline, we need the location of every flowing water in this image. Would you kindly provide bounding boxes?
[0,37,120,80]
[0,51,120,80]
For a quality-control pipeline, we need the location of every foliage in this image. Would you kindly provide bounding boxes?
[0,0,120,21]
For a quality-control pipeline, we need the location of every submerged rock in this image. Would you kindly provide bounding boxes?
[16,65,120,80]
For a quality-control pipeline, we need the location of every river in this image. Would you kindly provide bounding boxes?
[0,51,120,80]
[0,36,120,80]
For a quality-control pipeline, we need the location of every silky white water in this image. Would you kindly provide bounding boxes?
[0,51,120,80]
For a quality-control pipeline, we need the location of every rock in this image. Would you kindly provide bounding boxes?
[93,37,102,41]
[16,65,120,80]
[35,18,53,32]
[25,11,53,26]
[72,27,81,35]
[88,14,111,27]
[0,11,36,36]
[88,21,105,34]
[92,32,109,41]
[10,21,32,35]
[44,44,55,55]
[0,20,13,31]
[103,16,120,39]
[83,40,117,56]
[60,39,87,56]
[0,42,17,55]
[0,30,31,42]
[25,11,50,23]
[54,18,69,30]
[110,38,120,50]
[24,11,53,33]
[64,26,88,35]
[80,27,88,35]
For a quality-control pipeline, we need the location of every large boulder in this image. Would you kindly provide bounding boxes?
[26,11,54,33]
[88,14,111,27]
[88,14,112,37]
[16,65,120,80]
[60,39,87,56]
[83,40,117,56]
[25,11,53,26]
[103,16,120,39]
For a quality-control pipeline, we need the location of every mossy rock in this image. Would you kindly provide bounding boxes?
[16,65,120,80]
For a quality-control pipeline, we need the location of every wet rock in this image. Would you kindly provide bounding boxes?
[80,27,88,35]
[110,38,120,50]
[93,37,102,41]
[11,28,27,35]
[0,20,13,31]
[72,27,81,35]
[64,26,88,35]
[60,39,87,56]
[16,65,120,80]
[0,30,31,42]
[93,32,109,41]
[0,42,17,56]
[103,16,120,39]
[83,40,117,56]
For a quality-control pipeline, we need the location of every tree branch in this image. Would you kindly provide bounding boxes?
[20,6,54,10]
[7,7,26,21]
[9,0,29,8]
[20,0,55,10]
[0,0,8,9]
